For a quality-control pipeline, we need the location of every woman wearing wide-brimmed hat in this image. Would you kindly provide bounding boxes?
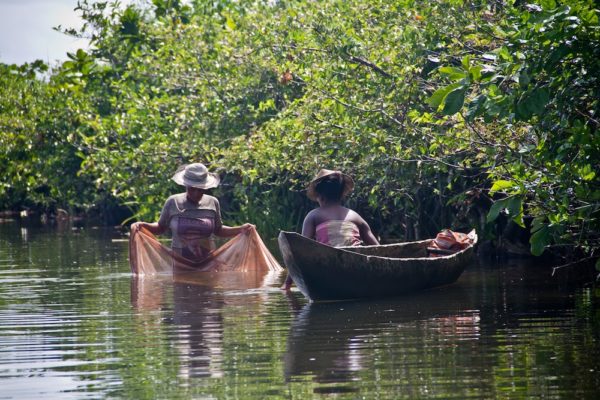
[131,163,254,261]
[282,169,379,290]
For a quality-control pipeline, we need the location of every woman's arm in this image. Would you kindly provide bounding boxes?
[359,224,380,245]
[215,223,254,237]
[131,197,171,236]
[131,221,167,235]
[301,211,317,239]
[354,213,379,245]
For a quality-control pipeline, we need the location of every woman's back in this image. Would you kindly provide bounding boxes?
[315,219,362,247]
[304,206,372,247]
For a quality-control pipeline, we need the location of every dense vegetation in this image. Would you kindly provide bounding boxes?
[0,0,598,265]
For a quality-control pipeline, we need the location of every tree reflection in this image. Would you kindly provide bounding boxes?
[130,269,284,380]
[284,286,481,389]
[171,281,225,378]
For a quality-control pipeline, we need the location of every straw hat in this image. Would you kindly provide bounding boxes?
[306,169,355,201]
[172,163,220,189]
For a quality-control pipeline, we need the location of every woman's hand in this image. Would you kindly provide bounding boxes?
[130,222,142,233]
[130,222,165,235]
[241,223,255,235]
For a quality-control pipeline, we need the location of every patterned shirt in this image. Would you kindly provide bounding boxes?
[158,193,222,260]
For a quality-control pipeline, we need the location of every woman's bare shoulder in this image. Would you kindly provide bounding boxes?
[304,208,320,220]
[346,208,368,225]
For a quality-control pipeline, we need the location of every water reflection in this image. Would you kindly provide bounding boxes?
[172,281,225,379]
[131,269,284,380]
[2,221,599,399]
[131,276,167,312]
[284,285,481,386]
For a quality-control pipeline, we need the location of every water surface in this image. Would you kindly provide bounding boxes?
[0,221,598,399]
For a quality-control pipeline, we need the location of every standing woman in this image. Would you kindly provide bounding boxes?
[131,163,253,262]
[282,169,379,290]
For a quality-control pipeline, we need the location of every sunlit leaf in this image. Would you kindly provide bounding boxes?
[490,180,516,194]
[439,66,467,81]
[428,85,453,109]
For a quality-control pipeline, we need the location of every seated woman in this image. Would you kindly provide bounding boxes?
[131,162,253,264]
[282,169,379,290]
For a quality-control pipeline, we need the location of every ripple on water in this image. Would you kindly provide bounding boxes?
[0,224,599,399]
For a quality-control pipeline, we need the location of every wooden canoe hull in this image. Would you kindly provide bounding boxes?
[278,231,476,301]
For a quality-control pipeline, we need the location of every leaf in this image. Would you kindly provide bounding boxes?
[427,85,453,108]
[498,46,512,61]
[76,49,87,60]
[531,216,547,233]
[442,86,466,115]
[226,15,236,30]
[530,224,550,256]
[516,87,550,120]
[486,195,523,227]
[516,97,532,120]
[469,65,482,81]
[579,164,596,181]
[489,179,516,194]
[461,55,472,70]
[506,196,525,228]
[486,197,510,223]
[465,94,486,121]
[439,66,467,81]
[428,81,465,109]
[540,0,557,9]
[528,87,550,115]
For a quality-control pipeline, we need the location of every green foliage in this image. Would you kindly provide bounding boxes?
[0,61,100,213]
[428,0,600,256]
[0,0,598,261]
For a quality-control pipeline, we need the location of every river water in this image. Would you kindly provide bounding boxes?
[0,221,598,399]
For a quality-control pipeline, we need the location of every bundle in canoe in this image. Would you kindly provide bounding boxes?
[277,230,477,301]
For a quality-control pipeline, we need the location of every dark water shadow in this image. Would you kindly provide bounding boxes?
[284,283,479,383]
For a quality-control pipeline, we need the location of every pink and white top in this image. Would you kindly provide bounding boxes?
[158,193,222,260]
[315,220,362,247]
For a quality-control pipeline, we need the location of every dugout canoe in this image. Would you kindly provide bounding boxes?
[277,230,477,301]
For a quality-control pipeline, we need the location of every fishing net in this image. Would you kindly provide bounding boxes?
[129,226,284,277]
